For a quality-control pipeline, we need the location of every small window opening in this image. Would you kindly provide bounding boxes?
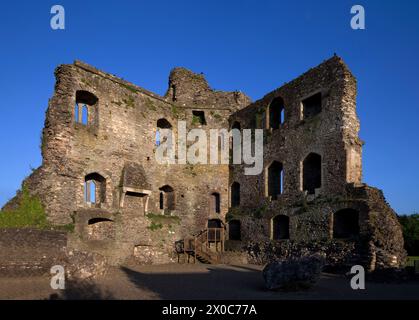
[302,92,322,119]
[84,173,106,205]
[211,192,221,214]
[267,161,284,200]
[269,97,285,129]
[303,153,322,194]
[159,185,175,214]
[75,90,98,126]
[231,182,240,207]
[192,111,206,125]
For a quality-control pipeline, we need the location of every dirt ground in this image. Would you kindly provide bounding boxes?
[0,263,418,300]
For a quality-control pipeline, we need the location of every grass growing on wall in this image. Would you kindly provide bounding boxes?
[147,221,164,231]
[146,213,180,231]
[146,213,180,224]
[0,187,48,228]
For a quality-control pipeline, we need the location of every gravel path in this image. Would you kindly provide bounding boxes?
[1,263,418,300]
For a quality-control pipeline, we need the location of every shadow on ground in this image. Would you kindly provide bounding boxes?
[121,265,267,299]
[118,264,419,300]
[49,279,114,300]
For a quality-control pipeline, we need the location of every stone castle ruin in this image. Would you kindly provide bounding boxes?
[3,56,406,270]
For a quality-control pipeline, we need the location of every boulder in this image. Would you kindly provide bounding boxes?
[262,254,325,290]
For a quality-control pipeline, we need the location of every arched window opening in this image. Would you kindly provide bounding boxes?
[333,209,360,239]
[272,215,289,240]
[159,185,175,214]
[210,192,221,214]
[228,220,241,240]
[303,153,322,194]
[269,97,285,129]
[75,90,98,125]
[84,173,106,206]
[231,182,240,207]
[267,161,284,200]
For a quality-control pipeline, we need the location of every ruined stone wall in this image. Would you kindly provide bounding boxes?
[227,56,405,269]
[4,61,251,264]
[229,56,363,210]
[228,184,406,270]
[0,228,67,276]
[226,56,363,241]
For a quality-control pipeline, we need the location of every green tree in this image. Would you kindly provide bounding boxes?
[398,213,419,255]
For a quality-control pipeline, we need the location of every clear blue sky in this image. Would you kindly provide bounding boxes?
[0,0,418,214]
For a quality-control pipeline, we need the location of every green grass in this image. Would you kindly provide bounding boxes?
[147,221,163,231]
[0,187,48,228]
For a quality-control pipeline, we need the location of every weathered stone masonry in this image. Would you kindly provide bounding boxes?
[228,56,405,270]
[3,56,406,269]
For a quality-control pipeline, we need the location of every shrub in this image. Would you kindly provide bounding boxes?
[0,187,48,228]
